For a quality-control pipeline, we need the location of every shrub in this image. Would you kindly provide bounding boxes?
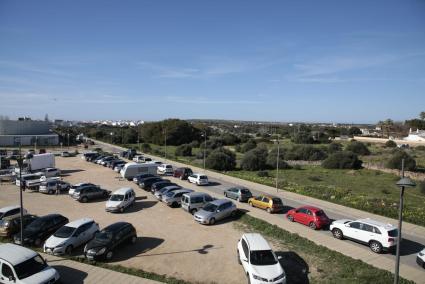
[175,144,192,156]
[257,170,269,177]
[285,145,327,161]
[381,189,390,195]
[308,176,322,182]
[141,143,151,153]
[241,144,269,171]
[266,147,291,169]
[196,148,211,159]
[322,151,363,169]
[385,150,416,171]
[292,165,303,170]
[205,147,236,171]
[385,140,397,148]
[345,141,370,155]
[415,145,425,151]
[328,142,343,153]
[220,133,240,145]
[291,131,315,144]
[189,140,200,148]
[234,144,242,152]
[420,181,425,195]
[241,139,257,153]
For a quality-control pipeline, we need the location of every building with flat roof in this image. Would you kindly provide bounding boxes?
[0,119,59,146]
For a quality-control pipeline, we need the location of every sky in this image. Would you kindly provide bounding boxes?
[0,1,424,123]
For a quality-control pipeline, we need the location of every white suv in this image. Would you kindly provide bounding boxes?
[188,174,209,186]
[237,233,286,284]
[157,164,173,175]
[330,218,398,253]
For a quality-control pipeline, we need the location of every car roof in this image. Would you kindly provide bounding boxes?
[74,182,93,186]
[0,243,38,265]
[243,233,272,251]
[39,213,65,220]
[184,192,210,197]
[210,199,231,206]
[65,218,94,228]
[162,185,181,190]
[299,205,322,212]
[357,218,396,230]
[0,205,20,213]
[103,222,131,232]
[113,187,134,194]
[258,194,278,199]
[170,189,193,195]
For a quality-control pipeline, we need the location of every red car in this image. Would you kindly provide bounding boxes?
[286,206,330,230]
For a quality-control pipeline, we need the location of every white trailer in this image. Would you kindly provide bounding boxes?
[26,153,55,172]
[120,162,158,180]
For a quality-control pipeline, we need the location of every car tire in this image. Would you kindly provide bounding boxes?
[332,228,343,240]
[34,238,42,246]
[66,245,73,255]
[209,218,216,225]
[287,215,294,222]
[369,241,383,253]
[120,207,124,213]
[106,250,113,260]
[81,196,88,203]
[237,249,242,265]
[190,208,197,215]
[48,190,54,195]
[172,202,178,208]
[224,192,227,197]
[247,274,251,284]
[309,222,317,230]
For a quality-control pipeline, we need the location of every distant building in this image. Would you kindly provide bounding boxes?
[0,119,59,146]
[404,129,425,142]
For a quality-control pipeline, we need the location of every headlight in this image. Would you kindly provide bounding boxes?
[275,273,286,280]
[252,274,268,282]
[96,247,106,255]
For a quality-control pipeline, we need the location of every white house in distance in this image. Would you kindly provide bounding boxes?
[404,129,425,142]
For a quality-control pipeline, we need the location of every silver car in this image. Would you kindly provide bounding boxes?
[39,180,71,194]
[194,199,237,225]
[154,185,181,200]
[162,189,194,207]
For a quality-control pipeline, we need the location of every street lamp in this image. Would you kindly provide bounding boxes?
[163,128,167,161]
[394,159,416,284]
[275,135,280,193]
[14,138,24,246]
[202,130,207,170]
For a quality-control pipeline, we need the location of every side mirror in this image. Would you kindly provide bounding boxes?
[242,257,248,262]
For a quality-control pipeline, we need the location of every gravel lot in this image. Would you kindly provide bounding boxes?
[0,153,247,284]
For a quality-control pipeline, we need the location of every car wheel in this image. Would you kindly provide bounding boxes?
[332,228,343,240]
[172,202,178,207]
[48,190,53,195]
[369,241,383,253]
[287,215,294,222]
[209,218,216,225]
[34,238,42,246]
[180,176,183,180]
[247,274,251,284]
[309,222,317,230]
[120,207,124,213]
[190,208,197,215]
[237,249,242,265]
[66,245,73,255]
[81,196,88,203]
[106,250,113,260]
[266,207,272,214]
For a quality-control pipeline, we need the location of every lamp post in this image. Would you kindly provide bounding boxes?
[15,138,24,246]
[275,135,280,193]
[164,128,167,161]
[203,130,207,170]
[394,159,416,284]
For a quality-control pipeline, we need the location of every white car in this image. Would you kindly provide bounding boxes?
[36,167,61,178]
[0,206,28,220]
[417,248,425,268]
[237,233,286,284]
[44,218,99,255]
[330,218,398,253]
[105,187,135,213]
[188,173,209,186]
[157,164,173,175]
[0,243,60,284]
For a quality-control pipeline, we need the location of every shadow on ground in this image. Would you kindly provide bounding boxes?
[205,181,221,186]
[52,265,88,284]
[389,238,424,256]
[276,251,309,284]
[125,200,158,213]
[61,169,85,176]
[112,236,165,261]
[137,243,220,257]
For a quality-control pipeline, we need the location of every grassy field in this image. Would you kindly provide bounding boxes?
[235,214,414,284]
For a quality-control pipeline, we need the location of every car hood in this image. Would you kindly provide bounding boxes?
[105,200,122,208]
[21,267,58,284]
[194,209,214,219]
[45,235,68,248]
[251,263,284,280]
[86,238,110,250]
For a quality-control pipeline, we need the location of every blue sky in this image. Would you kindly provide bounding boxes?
[0,1,424,123]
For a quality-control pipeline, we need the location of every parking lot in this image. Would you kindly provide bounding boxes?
[0,154,248,284]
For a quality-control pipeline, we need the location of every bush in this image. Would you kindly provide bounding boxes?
[234,144,242,152]
[345,141,370,155]
[327,142,343,153]
[141,143,151,153]
[196,148,211,159]
[266,147,291,169]
[175,144,192,156]
[415,145,425,151]
[257,170,269,177]
[308,176,322,182]
[385,140,397,148]
[292,165,303,170]
[322,151,363,169]
[205,147,236,171]
[420,181,425,195]
[189,140,200,148]
[386,150,416,171]
[241,144,269,171]
[241,139,257,153]
[220,133,240,145]
[285,145,327,161]
[292,131,315,144]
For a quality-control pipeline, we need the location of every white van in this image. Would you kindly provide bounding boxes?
[105,187,136,213]
[181,192,214,214]
[0,243,60,283]
[120,163,158,180]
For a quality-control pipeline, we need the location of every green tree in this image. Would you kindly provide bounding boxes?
[322,151,363,169]
[420,111,425,120]
[345,141,370,156]
[241,139,257,153]
[348,127,362,136]
[328,142,343,153]
[385,140,397,148]
[205,148,236,171]
[175,144,192,156]
[266,147,291,169]
[241,144,269,171]
[386,150,416,171]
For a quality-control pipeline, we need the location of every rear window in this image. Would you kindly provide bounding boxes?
[388,229,398,237]
[199,176,207,179]
[315,210,325,216]
[272,198,282,204]
[240,189,250,194]
[166,165,172,168]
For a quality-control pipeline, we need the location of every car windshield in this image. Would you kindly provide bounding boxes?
[240,189,250,194]
[14,255,47,280]
[203,203,218,212]
[250,250,278,266]
[166,191,174,197]
[388,229,398,237]
[95,231,113,241]
[199,176,207,179]
[110,194,124,201]
[54,226,75,238]
[272,198,282,204]
[73,188,82,193]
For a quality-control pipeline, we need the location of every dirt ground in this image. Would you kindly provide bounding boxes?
[0,153,247,284]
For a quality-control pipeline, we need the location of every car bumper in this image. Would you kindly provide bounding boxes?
[105,207,122,213]
[416,256,424,267]
[194,216,209,224]
[250,278,286,284]
[44,246,66,255]
[85,250,106,261]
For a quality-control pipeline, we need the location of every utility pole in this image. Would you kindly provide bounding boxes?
[16,140,24,246]
[164,128,167,161]
[275,135,280,193]
[203,130,207,170]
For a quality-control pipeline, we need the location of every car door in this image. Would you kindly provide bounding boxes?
[43,218,57,238]
[0,262,16,284]
[360,223,376,243]
[294,208,308,224]
[261,197,270,210]
[240,238,250,273]
[344,221,362,240]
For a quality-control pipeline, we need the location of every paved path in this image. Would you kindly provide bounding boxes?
[93,139,425,283]
[42,253,161,284]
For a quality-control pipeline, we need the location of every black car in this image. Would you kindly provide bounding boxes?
[84,222,137,261]
[13,214,69,246]
[109,159,125,169]
[139,177,168,191]
[87,153,101,162]
[151,181,179,194]
[133,173,156,185]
